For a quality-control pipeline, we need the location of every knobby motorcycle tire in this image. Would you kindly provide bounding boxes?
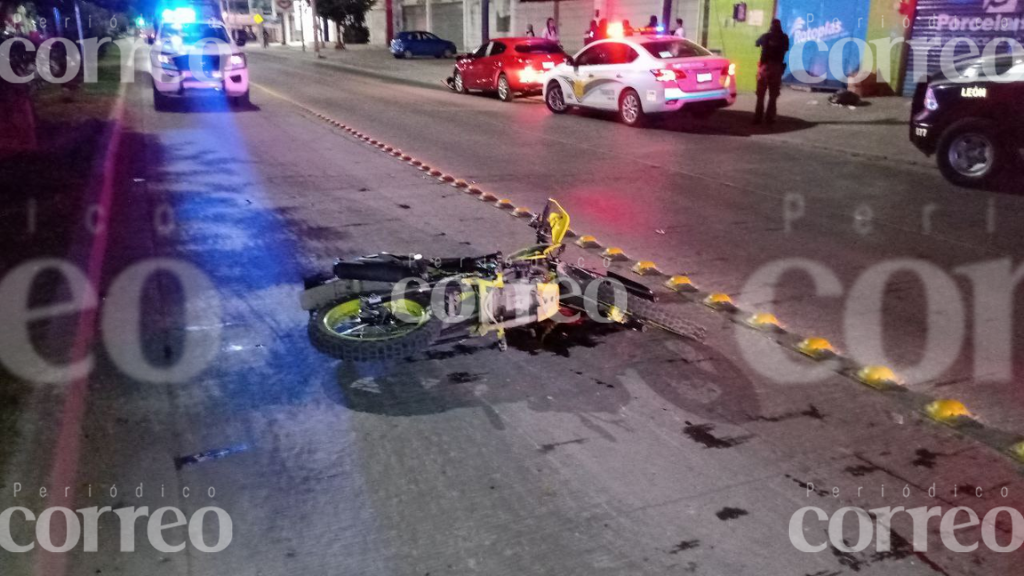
[593,282,707,343]
[308,301,443,362]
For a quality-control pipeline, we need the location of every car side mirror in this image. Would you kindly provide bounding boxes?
[146,36,154,45]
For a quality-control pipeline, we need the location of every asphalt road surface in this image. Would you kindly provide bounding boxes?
[2,48,1024,576]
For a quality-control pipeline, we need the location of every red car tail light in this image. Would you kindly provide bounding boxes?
[651,69,683,82]
[723,63,736,76]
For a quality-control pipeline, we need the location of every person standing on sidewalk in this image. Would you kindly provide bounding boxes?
[542,18,559,43]
[526,24,535,37]
[753,19,789,126]
[673,18,685,38]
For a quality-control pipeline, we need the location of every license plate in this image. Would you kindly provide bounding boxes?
[697,72,712,83]
[542,62,554,69]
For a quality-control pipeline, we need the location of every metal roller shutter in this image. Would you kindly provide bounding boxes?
[902,0,1024,96]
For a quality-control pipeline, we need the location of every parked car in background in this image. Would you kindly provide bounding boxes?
[451,38,569,102]
[391,31,458,59]
[910,52,1024,188]
[542,36,736,127]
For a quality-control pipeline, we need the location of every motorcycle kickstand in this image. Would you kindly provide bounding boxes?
[496,326,508,352]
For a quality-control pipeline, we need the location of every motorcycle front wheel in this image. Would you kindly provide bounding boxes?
[308,297,442,361]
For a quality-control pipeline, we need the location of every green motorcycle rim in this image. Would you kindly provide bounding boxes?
[321,298,431,341]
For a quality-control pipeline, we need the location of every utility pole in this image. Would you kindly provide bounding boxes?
[299,0,306,51]
[481,0,489,44]
[309,0,321,56]
[662,0,671,32]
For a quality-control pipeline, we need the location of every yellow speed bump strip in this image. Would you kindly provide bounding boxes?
[575,235,601,248]
[924,399,972,424]
[796,337,836,359]
[745,312,781,331]
[601,247,629,261]
[631,261,661,276]
[856,365,901,389]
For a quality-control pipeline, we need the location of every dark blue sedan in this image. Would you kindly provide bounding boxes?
[390,31,457,59]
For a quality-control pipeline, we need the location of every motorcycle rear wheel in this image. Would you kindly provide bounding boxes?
[309,297,442,361]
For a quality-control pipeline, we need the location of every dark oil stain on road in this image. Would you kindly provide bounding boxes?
[844,464,880,477]
[397,203,412,209]
[714,507,749,521]
[668,539,700,554]
[447,371,483,384]
[911,448,941,469]
[785,474,830,497]
[682,422,752,449]
[505,319,623,358]
[753,404,825,423]
[538,438,587,454]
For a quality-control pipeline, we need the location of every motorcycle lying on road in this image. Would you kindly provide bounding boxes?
[301,199,705,361]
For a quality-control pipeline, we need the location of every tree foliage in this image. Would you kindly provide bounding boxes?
[315,0,374,34]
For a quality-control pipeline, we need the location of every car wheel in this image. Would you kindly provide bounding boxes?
[545,81,567,114]
[618,89,645,127]
[936,119,1006,188]
[453,71,467,94]
[152,85,169,112]
[232,90,250,109]
[497,74,513,102]
[443,48,454,58]
[403,50,413,59]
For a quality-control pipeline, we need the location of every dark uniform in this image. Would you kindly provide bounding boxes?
[754,20,789,125]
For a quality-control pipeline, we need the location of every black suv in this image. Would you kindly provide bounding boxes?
[910,53,1024,188]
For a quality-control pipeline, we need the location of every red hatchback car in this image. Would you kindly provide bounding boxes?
[451,38,568,101]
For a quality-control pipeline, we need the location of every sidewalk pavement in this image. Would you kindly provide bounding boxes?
[254,43,925,167]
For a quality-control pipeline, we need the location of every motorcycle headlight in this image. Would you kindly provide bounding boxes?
[228,53,246,70]
[924,87,938,111]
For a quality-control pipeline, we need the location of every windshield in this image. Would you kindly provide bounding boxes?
[161,23,230,45]
[641,38,711,59]
[515,41,563,54]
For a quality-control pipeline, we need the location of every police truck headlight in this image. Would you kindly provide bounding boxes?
[157,53,176,70]
[228,54,247,70]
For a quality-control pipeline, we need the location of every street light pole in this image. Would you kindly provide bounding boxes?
[481,0,489,44]
[309,0,321,56]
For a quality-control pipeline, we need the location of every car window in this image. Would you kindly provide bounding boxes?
[411,32,424,41]
[606,44,639,65]
[490,42,507,56]
[472,43,490,58]
[575,44,609,66]
[160,23,230,45]
[423,33,439,41]
[514,41,563,54]
[641,38,711,59]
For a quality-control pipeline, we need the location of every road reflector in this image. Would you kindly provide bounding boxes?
[746,312,781,330]
[924,399,972,423]
[410,160,422,166]
[419,165,431,171]
[666,275,695,290]
[513,207,534,218]
[1009,442,1024,463]
[428,169,442,177]
[632,261,660,276]
[376,143,386,148]
[480,192,498,202]
[440,174,455,183]
[704,293,734,310]
[856,365,900,389]
[467,186,483,195]
[453,180,469,188]
[564,228,578,238]
[496,199,515,209]
[797,337,835,359]
[576,235,600,248]
[369,139,378,144]
[402,155,413,161]
[391,150,403,157]
[601,247,628,260]
[384,145,394,151]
